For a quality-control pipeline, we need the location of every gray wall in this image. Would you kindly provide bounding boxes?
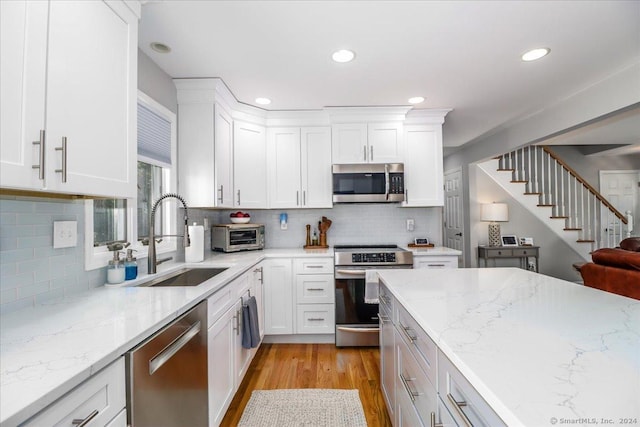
[548,145,640,186]
[138,49,178,113]
[444,63,640,268]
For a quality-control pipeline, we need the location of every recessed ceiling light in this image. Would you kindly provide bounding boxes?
[521,48,550,62]
[150,42,171,54]
[408,96,425,104]
[332,49,355,63]
[255,97,271,105]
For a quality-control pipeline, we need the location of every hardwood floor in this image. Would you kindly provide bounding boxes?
[220,343,392,426]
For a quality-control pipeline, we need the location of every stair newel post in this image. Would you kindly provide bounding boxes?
[546,149,552,206]
[566,168,573,229]
[559,164,565,217]
[553,158,559,217]
[579,184,585,241]
[586,190,591,242]
[574,174,579,231]
[595,194,601,249]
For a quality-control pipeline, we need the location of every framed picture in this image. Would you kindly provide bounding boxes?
[501,235,518,246]
[414,237,429,245]
[520,237,534,246]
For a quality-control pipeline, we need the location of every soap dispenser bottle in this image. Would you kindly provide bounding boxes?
[124,249,138,281]
[107,250,125,284]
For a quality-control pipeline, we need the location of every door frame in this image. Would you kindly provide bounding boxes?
[599,169,639,238]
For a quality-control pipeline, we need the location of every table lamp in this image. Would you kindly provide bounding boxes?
[481,203,509,247]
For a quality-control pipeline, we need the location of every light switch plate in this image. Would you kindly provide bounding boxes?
[53,221,78,248]
[406,218,415,232]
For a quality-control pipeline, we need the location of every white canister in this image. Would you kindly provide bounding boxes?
[185,224,204,263]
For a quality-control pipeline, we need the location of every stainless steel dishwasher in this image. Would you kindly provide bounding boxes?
[126,301,208,427]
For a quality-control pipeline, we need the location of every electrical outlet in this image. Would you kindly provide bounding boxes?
[406,218,415,232]
[53,221,77,248]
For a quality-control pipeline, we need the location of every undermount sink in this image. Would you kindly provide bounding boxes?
[140,267,228,287]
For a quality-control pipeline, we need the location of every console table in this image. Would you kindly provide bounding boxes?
[477,245,540,272]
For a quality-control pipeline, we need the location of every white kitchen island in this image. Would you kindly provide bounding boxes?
[377,267,640,427]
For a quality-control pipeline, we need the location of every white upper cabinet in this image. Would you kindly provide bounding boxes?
[268,127,332,209]
[0,0,139,198]
[403,125,444,206]
[234,121,267,208]
[301,127,332,208]
[331,122,403,164]
[177,101,234,207]
[268,128,302,208]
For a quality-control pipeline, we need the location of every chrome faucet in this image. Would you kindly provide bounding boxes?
[148,193,190,274]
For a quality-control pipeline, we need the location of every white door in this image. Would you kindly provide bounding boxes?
[215,104,234,207]
[0,0,48,191]
[263,259,293,335]
[331,123,368,163]
[208,305,236,427]
[301,127,332,208]
[600,170,639,244]
[268,127,301,208]
[234,121,267,208]
[444,168,465,266]
[367,122,403,163]
[45,0,137,197]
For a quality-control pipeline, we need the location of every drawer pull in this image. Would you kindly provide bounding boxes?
[307,288,325,291]
[427,264,446,267]
[399,373,422,402]
[72,409,99,427]
[430,412,444,427]
[308,317,325,321]
[399,322,417,343]
[447,393,473,427]
[306,265,324,269]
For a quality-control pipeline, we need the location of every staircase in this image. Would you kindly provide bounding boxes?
[478,145,631,261]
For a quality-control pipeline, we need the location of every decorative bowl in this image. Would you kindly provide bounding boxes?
[230,217,251,224]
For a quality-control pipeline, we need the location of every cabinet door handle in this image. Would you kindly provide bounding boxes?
[149,320,201,375]
[303,190,306,206]
[399,373,422,402]
[237,190,241,206]
[370,145,374,161]
[430,412,444,427]
[399,322,417,342]
[72,409,99,427]
[296,190,300,206]
[233,309,241,336]
[254,266,263,283]
[54,136,67,183]
[363,145,367,162]
[218,185,224,204]
[32,130,45,180]
[447,393,473,427]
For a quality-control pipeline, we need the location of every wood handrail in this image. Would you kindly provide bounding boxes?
[542,146,628,224]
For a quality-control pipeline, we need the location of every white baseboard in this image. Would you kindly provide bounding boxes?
[263,334,335,344]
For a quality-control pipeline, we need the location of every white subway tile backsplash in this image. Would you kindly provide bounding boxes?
[17,281,50,299]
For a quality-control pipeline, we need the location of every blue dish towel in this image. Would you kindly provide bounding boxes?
[242,296,260,349]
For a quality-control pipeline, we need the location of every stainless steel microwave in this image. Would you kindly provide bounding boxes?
[332,163,405,203]
[211,224,265,252]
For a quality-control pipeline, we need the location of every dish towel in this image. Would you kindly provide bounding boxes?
[364,270,379,304]
[242,295,260,349]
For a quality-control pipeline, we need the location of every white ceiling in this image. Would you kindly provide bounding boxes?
[138,1,640,149]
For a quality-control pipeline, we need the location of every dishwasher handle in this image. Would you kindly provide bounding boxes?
[149,320,202,375]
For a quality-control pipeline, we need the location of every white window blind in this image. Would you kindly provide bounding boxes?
[138,102,171,167]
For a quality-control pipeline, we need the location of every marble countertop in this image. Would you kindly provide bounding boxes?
[377,268,640,427]
[0,247,331,426]
[404,246,462,256]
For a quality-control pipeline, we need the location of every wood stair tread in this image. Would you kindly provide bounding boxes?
[524,192,542,195]
[511,180,528,183]
[564,227,582,231]
[577,239,595,243]
[550,216,569,219]
[537,204,555,207]
[497,168,515,172]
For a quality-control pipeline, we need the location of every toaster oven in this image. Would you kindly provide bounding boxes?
[211,224,265,252]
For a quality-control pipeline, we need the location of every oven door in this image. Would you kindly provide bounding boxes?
[334,265,409,347]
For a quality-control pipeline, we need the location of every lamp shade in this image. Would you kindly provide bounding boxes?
[481,203,509,222]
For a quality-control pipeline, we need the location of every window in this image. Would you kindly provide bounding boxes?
[85,91,176,270]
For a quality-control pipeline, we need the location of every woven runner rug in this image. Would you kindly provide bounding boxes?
[237,388,368,427]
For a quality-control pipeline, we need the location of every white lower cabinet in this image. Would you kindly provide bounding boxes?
[294,258,334,334]
[438,350,506,427]
[104,409,127,427]
[23,358,125,427]
[413,255,458,269]
[207,267,264,427]
[263,258,294,335]
[379,284,396,424]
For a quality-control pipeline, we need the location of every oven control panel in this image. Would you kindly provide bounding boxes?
[352,252,397,263]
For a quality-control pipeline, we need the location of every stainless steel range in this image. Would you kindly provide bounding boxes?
[334,245,413,347]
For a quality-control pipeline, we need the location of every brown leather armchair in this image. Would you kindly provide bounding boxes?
[578,237,640,300]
